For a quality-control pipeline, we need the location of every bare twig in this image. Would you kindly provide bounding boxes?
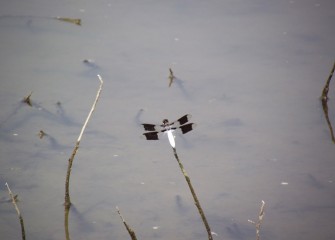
[248,200,265,240]
[172,147,213,240]
[321,61,335,102]
[38,130,46,139]
[22,91,33,107]
[321,99,335,143]
[64,206,70,240]
[168,68,175,87]
[256,200,266,240]
[64,74,103,208]
[116,206,138,240]
[320,61,335,143]
[5,182,26,240]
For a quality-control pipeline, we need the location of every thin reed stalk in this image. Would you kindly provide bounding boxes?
[64,206,70,240]
[5,182,26,240]
[64,74,103,208]
[255,200,265,240]
[64,75,103,240]
[172,147,213,240]
[320,61,335,143]
[116,206,138,240]
[321,99,335,143]
[248,200,266,240]
[321,61,335,102]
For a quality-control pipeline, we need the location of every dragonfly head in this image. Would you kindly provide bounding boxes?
[162,119,169,125]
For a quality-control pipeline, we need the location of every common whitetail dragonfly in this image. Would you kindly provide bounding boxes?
[141,114,195,148]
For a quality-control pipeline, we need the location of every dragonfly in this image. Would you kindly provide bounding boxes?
[141,114,196,148]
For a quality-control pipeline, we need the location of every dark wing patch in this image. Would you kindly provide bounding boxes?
[179,123,196,134]
[177,114,191,125]
[142,124,158,131]
[143,131,159,140]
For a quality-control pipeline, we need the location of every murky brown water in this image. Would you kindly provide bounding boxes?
[1,1,335,240]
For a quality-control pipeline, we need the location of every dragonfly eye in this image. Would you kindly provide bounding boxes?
[162,119,169,124]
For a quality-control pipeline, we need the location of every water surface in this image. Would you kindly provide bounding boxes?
[1,1,335,240]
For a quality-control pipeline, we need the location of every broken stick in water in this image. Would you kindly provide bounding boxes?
[172,147,213,240]
[116,206,138,240]
[320,61,335,143]
[321,61,335,103]
[5,182,26,240]
[168,68,175,87]
[248,200,266,240]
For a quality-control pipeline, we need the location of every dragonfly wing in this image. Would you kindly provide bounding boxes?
[179,123,196,134]
[178,114,192,125]
[142,123,160,131]
[169,114,192,127]
[143,131,160,140]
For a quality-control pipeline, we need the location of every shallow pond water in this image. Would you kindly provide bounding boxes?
[1,1,335,240]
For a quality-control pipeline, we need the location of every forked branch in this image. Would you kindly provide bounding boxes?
[248,200,266,240]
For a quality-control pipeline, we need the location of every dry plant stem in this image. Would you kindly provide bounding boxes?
[321,61,335,102]
[55,17,81,26]
[172,147,213,240]
[320,61,335,143]
[321,99,335,143]
[0,15,81,26]
[116,207,138,240]
[64,207,71,240]
[23,91,33,107]
[168,68,175,87]
[256,200,265,240]
[64,74,103,208]
[5,182,26,240]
